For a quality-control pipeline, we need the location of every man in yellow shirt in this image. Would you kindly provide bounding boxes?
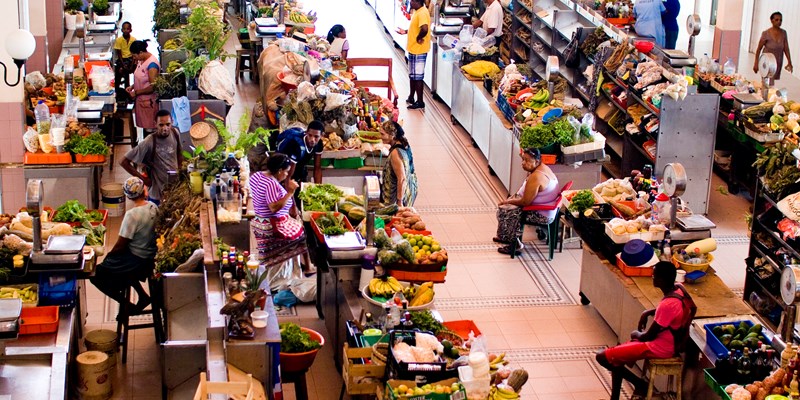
[397,0,430,110]
[114,22,136,99]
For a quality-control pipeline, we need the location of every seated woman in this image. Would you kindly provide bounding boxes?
[249,152,315,275]
[495,148,559,255]
[90,177,158,312]
[380,121,418,206]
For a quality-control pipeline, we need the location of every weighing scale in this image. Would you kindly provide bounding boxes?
[686,14,701,57]
[545,56,560,103]
[662,163,687,229]
[780,265,800,341]
[758,52,778,100]
[362,176,382,246]
[25,180,85,272]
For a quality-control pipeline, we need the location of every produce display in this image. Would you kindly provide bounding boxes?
[389,381,463,397]
[753,141,800,197]
[710,322,768,352]
[52,200,104,223]
[566,190,596,214]
[154,177,203,274]
[73,221,106,255]
[390,208,427,232]
[0,286,37,304]
[593,178,636,202]
[298,183,344,212]
[279,322,322,353]
[607,217,665,235]
[313,212,348,236]
[404,233,447,265]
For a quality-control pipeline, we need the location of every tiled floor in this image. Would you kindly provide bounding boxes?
[83,0,756,399]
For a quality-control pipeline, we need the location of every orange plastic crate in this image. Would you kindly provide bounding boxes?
[24,152,72,165]
[75,154,107,163]
[541,154,557,165]
[442,320,482,339]
[616,254,654,277]
[386,269,447,283]
[19,306,59,335]
[310,212,355,244]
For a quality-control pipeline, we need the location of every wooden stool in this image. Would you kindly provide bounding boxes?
[644,357,684,400]
[281,369,309,400]
[235,46,254,83]
[115,276,164,364]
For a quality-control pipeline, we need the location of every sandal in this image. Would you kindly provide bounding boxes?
[497,245,521,256]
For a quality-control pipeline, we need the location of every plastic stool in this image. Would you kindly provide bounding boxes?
[644,357,684,400]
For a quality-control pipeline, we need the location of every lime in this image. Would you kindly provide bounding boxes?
[409,238,417,246]
[422,245,430,251]
[431,244,441,252]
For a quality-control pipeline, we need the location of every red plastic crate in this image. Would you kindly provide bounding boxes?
[616,254,654,277]
[19,306,59,335]
[386,269,447,283]
[310,212,355,244]
[442,320,482,339]
[24,152,72,165]
[75,154,106,164]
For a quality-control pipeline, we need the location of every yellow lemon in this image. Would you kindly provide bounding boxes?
[431,244,441,252]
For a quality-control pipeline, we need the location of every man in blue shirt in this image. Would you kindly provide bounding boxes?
[662,0,680,50]
[276,120,324,184]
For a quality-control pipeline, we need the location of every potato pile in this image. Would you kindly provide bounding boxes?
[393,208,426,231]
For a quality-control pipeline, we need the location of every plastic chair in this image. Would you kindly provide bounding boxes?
[644,357,684,400]
[508,181,573,260]
[115,272,164,364]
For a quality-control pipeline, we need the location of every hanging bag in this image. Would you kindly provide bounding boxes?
[563,28,583,69]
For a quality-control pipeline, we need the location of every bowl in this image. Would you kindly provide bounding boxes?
[280,327,324,373]
[542,108,563,123]
[251,310,268,328]
[361,284,435,314]
[634,40,655,53]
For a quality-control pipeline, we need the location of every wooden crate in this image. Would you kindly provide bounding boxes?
[343,344,386,395]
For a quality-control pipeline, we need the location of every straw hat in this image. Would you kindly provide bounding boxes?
[189,121,219,151]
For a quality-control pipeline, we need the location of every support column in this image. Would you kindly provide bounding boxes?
[26,0,48,73]
[0,0,30,213]
[712,0,744,67]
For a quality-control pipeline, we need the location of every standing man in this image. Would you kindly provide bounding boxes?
[396,0,431,110]
[661,0,680,50]
[276,120,324,185]
[114,22,136,100]
[472,0,504,47]
[120,109,183,205]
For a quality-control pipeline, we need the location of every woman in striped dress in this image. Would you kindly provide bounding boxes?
[249,153,315,275]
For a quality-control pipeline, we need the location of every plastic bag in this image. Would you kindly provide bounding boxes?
[296,81,316,102]
[175,248,205,272]
[473,28,487,39]
[289,276,317,302]
[324,92,351,111]
[25,71,46,89]
[198,60,236,105]
[273,289,298,308]
[265,257,303,291]
[89,66,114,93]
[23,127,39,153]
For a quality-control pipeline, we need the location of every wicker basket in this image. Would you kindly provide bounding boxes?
[372,341,389,363]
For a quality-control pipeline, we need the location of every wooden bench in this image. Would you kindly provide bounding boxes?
[347,57,399,106]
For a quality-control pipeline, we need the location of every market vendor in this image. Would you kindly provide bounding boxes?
[380,121,418,207]
[471,0,504,47]
[114,21,136,99]
[633,0,666,47]
[326,24,349,60]
[494,148,559,256]
[275,120,324,184]
[120,110,183,205]
[126,40,161,137]
[596,261,695,400]
[90,177,157,313]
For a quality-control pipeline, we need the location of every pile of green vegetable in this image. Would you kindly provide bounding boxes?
[409,310,444,334]
[753,141,800,196]
[279,322,321,353]
[73,221,106,248]
[299,184,344,212]
[65,132,109,156]
[568,190,596,213]
[314,212,347,236]
[52,200,104,223]
[519,117,576,149]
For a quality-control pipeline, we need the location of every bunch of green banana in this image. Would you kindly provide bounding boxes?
[409,281,434,307]
[489,385,519,400]
[523,89,550,111]
[289,10,311,23]
[368,276,402,298]
[0,286,37,303]
[402,285,416,300]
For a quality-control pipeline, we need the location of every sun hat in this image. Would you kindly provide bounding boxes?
[620,239,659,268]
[123,176,145,199]
[189,121,219,151]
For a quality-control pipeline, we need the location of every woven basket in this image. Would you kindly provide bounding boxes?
[435,330,464,347]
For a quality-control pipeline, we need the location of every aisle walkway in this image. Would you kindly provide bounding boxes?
[86,0,754,399]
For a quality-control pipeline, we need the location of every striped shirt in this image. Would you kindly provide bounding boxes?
[250,172,292,218]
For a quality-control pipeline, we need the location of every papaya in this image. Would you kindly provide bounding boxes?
[748,324,762,335]
[720,334,732,346]
[348,206,366,221]
[376,203,399,216]
[339,202,356,213]
[344,195,364,206]
[713,326,724,337]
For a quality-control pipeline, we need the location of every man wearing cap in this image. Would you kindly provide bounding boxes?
[120,109,183,205]
[90,177,158,313]
[275,120,324,185]
[596,261,694,400]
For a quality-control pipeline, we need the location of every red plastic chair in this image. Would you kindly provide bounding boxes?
[508,181,573,260]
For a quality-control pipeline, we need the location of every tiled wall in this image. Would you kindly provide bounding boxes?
[45,0,64,71]
[0,102,26,213]
[26,36,48,74]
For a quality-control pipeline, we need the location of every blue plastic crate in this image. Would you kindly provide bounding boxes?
[703,320,772,360]
[38,273,77,308]
[496,92,514,122]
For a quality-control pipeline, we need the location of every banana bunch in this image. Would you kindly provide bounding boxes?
[489,352,506,371]
[289,10,311,23]
[402,285,416,300]
[489,385,519,400]
[409,281,434,307]
[369,276,402,298]
[523,89,550,112]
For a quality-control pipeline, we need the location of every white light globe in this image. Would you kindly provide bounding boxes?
[6,29,36,60]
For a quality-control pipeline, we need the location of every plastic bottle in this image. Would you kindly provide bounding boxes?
[224,152,240,175]
[698,53,710,73]
[723,57,736,75]
[34,101,50,135]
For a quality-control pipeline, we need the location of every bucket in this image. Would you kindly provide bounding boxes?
[85,329,118,367]
[101,183,125,217]
[76,351,113,400]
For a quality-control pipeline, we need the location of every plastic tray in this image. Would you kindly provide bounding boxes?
[333,157,365,169]
[744,126,784,143]
[24,152,72,165]
[19,306,59,335]
[561,132,606,155]
[604,223,665,244]
[0,284,38,307]
[310,212,355,244]
[703,320,773,360]
[442,320,481,339]
[562,148,606,164]
[615,254,654,277]
[75,154,106,163]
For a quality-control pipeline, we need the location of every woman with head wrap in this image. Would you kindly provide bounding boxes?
[90,176,159,312]
[380,121,418,207]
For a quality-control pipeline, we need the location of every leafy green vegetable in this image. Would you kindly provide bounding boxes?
[519,123,555,149]
[53,200,103,223]
[314,212,347,236]
[552,118,577,146]
[568,190,596,213]
[65,132,109,156]
[409,310,445,334]
[279,322,321,353]
[299,184,344,212]
[73,221,106,247]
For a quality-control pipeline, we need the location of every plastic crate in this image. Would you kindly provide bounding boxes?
[38,274,77,307]
[561,132,607,155]
[333,157,365,169]
[387,330,454,381]
[309,212,355,244]
[75,154,106,163]
[704,368,732,400]
[562,148,606,164]
[615,254,654,277]
[496,92,514,122]
[442,320,481,339]
[19,306,59,335]
[703,320,772,360]
[385,378,466,399]
[386,269,447,284]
